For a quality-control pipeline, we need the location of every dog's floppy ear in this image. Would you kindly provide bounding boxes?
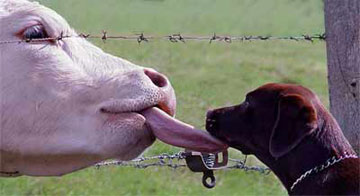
[269,94,317,158]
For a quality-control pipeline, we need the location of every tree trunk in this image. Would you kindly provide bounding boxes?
[324,0,360,154]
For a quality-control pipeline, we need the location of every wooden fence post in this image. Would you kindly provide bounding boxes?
[324,0,360,154]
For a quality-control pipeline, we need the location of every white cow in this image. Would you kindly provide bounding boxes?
[0,0,176,177]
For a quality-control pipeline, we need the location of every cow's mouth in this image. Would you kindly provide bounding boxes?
[140,107,228,153]
[100,105,227,153]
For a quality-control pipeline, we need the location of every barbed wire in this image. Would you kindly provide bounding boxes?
[0,31,326,45]
[94,152,271,175]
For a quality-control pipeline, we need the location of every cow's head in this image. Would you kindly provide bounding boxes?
[0,0,175,176]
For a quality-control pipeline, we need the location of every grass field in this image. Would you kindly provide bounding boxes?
[0,0,326,195]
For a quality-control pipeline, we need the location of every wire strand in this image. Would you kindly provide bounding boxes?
[0,32,326,45]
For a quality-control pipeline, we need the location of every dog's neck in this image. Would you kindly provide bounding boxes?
[255,113,355,193]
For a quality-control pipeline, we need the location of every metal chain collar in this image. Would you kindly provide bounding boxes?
[94,152,271,174]
[290,152,359,192]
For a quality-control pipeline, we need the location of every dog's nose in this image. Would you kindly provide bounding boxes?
[206,109,218,132]
[144,69,176,117]
[207,109,221,121]
[206,109,215,119]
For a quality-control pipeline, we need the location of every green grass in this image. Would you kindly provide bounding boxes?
[0,0,327,195]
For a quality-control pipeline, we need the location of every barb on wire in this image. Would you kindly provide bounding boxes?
[168,33,185,43]
[57,31,64,41]
[0,32,326,45]
[209,33,219,43]
[94,152,271,175]
[137,33,148,44]
[102,30,107,42]
[228,157,271,174]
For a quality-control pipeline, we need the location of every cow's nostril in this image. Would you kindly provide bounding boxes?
[144,69,168,88]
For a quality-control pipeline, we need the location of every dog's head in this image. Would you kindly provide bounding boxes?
[206,83,319,158]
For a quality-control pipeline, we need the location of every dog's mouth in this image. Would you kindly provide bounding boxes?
[101,105,228,153]
[205,114,253,155]
[205,111,226,142]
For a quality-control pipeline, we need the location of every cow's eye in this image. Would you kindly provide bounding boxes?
[23,25,49,40]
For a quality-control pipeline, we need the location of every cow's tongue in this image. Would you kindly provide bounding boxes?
[141,107,228,153]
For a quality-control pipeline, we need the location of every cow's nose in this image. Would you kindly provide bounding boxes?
[144,69,168,88]
[144,69,176,117]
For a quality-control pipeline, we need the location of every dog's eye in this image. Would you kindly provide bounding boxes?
[23,25,49,40]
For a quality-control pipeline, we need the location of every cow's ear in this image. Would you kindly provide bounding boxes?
[269,94,317,158]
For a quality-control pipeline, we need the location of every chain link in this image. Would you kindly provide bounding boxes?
[94,152,271,175]
[0,32,325,45]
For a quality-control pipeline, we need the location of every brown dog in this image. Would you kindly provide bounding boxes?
[206,83,359,195]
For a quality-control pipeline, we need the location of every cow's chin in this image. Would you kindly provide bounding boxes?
[99,112,156,161]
